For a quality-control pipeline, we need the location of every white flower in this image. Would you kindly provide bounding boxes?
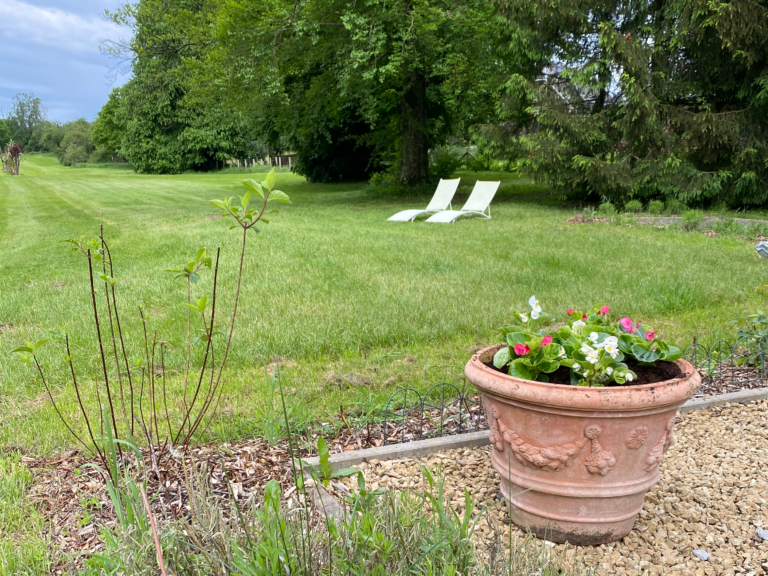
[519,313,529,323]
[625,372,634,382]
[572,320,585,331]
[581,344,599,364]
[531,309,540,320]
[583,370,590,377]
[595,334,617,350]
[573,363,581,371]
[558,347,566,358]
[603,342,619,359]
[606,367,614,375]
[528,296,541,318]
[588,332,599,343]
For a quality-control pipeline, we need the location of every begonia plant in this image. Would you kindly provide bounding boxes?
[493,297,683,386]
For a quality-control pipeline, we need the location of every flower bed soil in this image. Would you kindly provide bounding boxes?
[338,400,768,576]
[25,428,384,571]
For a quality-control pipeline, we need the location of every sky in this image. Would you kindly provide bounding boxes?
[0,0,131,122]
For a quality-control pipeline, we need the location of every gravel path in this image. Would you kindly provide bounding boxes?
[339,400,768,576]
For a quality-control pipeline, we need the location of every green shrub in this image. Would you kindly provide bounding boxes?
[87,148,115,164]
[681,209,704,231]
[647,200,665,214]
[625,200,643,213]
[665,199,687,215]
[597,201,616,216]
[429,151,462,181]
[60,144,89,166]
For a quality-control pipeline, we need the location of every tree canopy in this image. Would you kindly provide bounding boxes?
[0,120,10,147]
[89,0,768,206]
[98,1,249,174]
[6,93,47,149]
[101,0,511,181]
[496,0,768,207]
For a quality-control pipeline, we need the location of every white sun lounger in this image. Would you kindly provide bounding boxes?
[387,178,461,222]
[425,180,501,223]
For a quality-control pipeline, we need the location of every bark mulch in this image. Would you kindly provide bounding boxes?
[696,365,768,396]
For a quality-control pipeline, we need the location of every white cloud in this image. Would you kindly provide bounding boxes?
[0,0,124,53]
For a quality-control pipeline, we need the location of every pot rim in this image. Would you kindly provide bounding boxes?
[465,344,701,411]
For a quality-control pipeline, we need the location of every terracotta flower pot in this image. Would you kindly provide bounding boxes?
[465,345,701,545]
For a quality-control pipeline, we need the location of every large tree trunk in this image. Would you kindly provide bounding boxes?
[398,68,430,184]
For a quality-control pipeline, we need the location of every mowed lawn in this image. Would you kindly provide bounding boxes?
[0,155,764,453]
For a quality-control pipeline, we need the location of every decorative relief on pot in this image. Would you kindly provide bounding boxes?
[486,404,613,474]
[644,417,676,471]
[583,425,616,476]
[487,406,506,452]
[626,426,649,449]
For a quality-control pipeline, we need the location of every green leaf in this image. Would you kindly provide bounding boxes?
[507,359,537,380]
[239,189,251,211]
[242,179,264,199]
[331,467,359,478]
[631,344,660,363]
[506,332,528,346]
[11,346,33,354]
[189,272,199,285]
[263,479,280,512]
[618,334,635,354]
[538,360,560,373]
[493,346,510,368]
[499,324,524,335]
[317,436,332,485]
[268,190,291,204]
[660,345,683,362]
[265,168,276,191]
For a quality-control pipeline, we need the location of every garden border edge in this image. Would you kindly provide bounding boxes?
[305,387,768,473]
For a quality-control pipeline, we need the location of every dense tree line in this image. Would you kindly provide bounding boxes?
[2,93,108,166]
[92,0,768,206]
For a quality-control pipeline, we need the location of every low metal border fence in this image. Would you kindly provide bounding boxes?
[379,337,768,445]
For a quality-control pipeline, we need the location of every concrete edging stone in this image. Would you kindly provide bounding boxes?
[304,387,768,473]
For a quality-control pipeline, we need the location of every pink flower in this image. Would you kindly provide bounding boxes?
[582,313,587,320]
[599,305,610,316]
[620,317,633,331]
[541,335,553,346]
[567,309,574,316]
[646,330,657,340]
[513,344,530,355]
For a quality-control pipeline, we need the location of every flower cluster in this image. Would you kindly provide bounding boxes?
[494,298,683,386]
